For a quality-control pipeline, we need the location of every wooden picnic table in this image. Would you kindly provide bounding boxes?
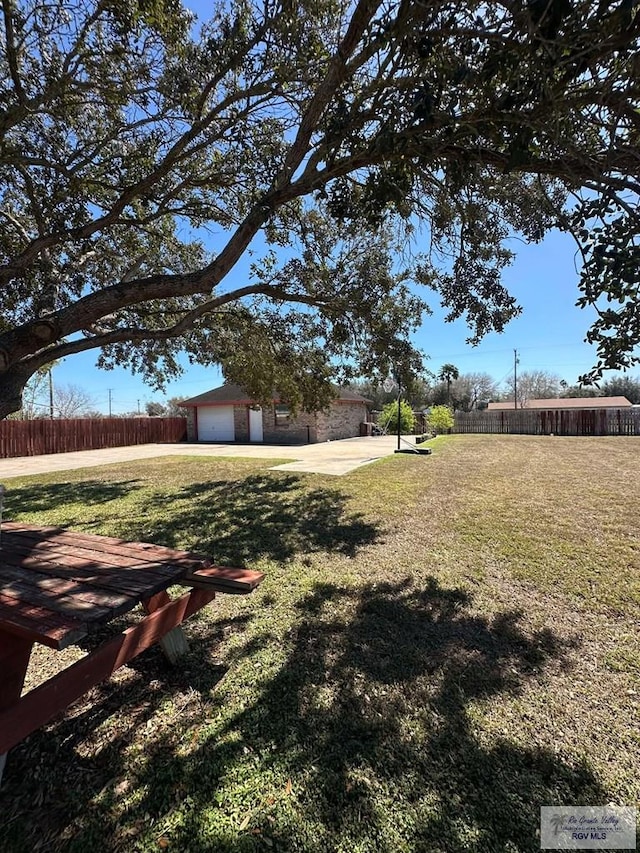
[0,521,264,783]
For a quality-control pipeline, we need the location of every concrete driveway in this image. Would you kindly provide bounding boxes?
[0,436,405,479]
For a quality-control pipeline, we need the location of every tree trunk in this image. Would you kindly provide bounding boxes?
[0,369,31,420]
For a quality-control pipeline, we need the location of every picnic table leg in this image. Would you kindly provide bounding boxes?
[141,591,190,665]
[0,631,34,786]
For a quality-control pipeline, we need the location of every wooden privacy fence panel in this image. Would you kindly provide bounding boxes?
[454,408,640,437]
[0,418,187,458]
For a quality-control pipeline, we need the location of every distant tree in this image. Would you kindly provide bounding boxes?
[429,381,449,408]
[437,364,460,407]
[348,374,432,411]
[146,401,168,417]
[504,370,562,408]
[403,376,432,410]
[17,367,50,419]
[144,397,188,416]
[13,360,62,418]
[54,384,96,418]
[560,384,599,398]
[598,375,640,404]
[450,372,499,412]
[166,396,188,417]
[346,379,397,411]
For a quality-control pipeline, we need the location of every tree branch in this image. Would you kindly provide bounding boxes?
[1,0,26,103]
[16,283,330,372]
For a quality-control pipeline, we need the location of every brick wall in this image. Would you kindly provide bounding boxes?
[324,402,368,440]
[234,405,249,440]
[186,408,197,441]
[188,401,367,444]
[261,405,318,444]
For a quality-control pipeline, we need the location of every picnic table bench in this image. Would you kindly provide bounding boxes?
[0,521,264,784]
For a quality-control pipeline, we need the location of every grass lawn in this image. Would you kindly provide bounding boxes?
[1,434,639,852]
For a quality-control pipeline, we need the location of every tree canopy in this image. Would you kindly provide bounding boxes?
[597,374,640,403]
[437,371,499,411]
[504,368,563,407]
[1,0,639,417]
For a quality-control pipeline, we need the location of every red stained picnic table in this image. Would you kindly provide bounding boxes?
[0,522,264,782]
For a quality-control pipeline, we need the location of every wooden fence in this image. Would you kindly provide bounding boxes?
[0,417,188,458]
[453,408,640,437]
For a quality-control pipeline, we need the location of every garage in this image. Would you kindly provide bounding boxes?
[196,405,235,442]
[180,382,371,444]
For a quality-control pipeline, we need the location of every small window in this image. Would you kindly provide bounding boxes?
[275,404,291,424]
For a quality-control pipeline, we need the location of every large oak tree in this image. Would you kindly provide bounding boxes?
[1,0,639,418]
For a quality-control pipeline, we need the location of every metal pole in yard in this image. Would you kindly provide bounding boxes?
[48,368,54,419]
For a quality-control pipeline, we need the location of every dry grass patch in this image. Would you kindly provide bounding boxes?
[435,435,640,612]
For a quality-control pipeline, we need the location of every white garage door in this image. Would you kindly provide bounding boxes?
[197,406,235,442]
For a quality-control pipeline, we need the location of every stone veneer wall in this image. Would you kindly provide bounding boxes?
[261,405,319,444]
[234,405,249,441]
[325,402,368,440]
[185,407,197,441]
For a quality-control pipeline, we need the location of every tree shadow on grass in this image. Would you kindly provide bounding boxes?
[121,473,380,562]
[5,480,143,520]
[8,472,379,563]
[146,580,599,852]
[214,579,596,853]
[0,610,259,853]
[1,577,605,853]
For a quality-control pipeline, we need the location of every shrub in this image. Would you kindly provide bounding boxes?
[378,400,416,433]
[427,405,454,435]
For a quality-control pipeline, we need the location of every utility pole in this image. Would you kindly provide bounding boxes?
[514,349,519,410]
[48,368,54,419]
[108,388,113,417]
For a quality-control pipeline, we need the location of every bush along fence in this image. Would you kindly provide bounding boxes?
[0,417,188,458]
[454,408,640,437]
[371,411,428,434]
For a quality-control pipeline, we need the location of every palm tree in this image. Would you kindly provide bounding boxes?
[437,363,460,407]
[549,814,568,836]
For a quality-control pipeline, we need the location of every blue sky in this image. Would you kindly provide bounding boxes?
[49,225,621,414]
